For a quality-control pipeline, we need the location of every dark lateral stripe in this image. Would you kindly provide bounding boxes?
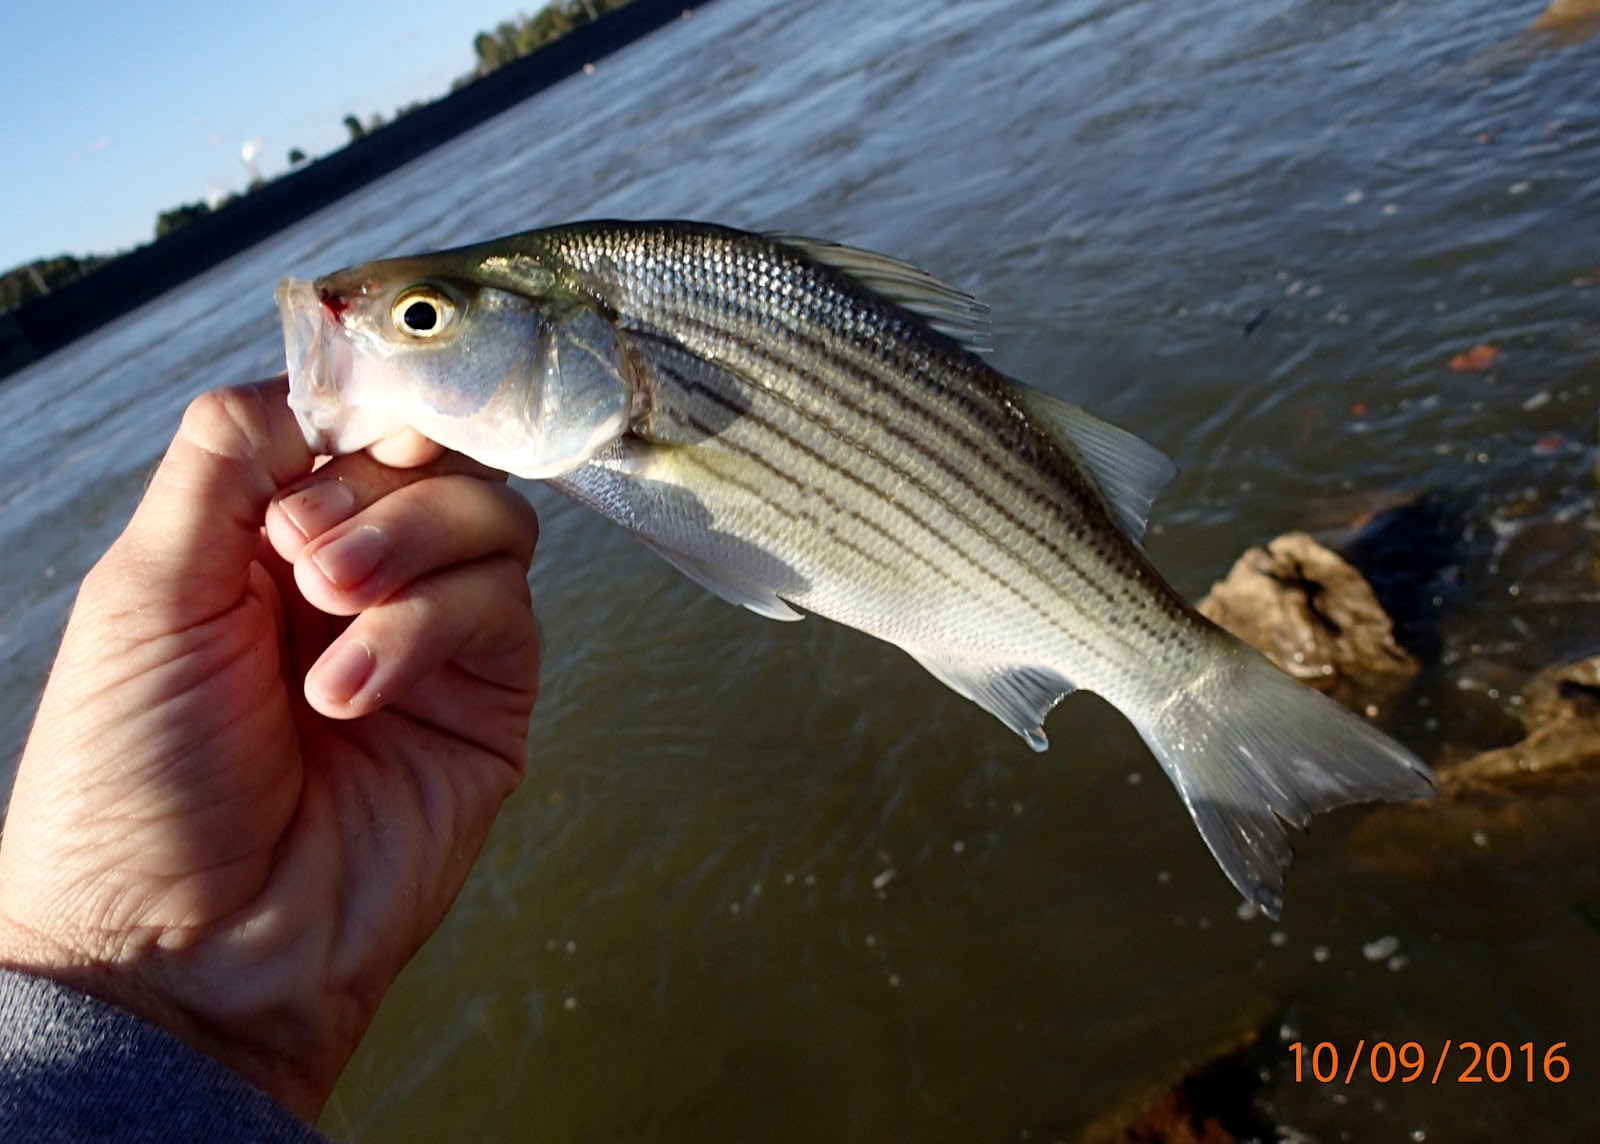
[674,424,899,579]
[659,303,1095,551]
[643,352,902,580]
[652,307,1157,642]
[677,444,802,521]
[673,377,1110,658]
[564,228,1059,516]
[574,236,1190,652]
[643,318,1126,650]
[684,406,969,591]
[599,242,1090,568]
[649,259,1076,516]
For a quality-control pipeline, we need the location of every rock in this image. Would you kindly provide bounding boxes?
[1082,1023,1278,1144]
[1441,657,1600,793]
[1538,0,1600,23]
[1534,0,1600,38]
[1446,720,1600,790]
[1516,656,1600,728]
[1197,532,1419,710]
[1095,1086,1238,1144]
[1350,656,1600,881]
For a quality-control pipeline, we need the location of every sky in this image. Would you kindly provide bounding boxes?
[0,0,550,271]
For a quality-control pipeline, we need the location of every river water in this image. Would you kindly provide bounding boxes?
[3,0,1598,1139]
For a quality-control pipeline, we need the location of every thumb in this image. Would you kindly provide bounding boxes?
[105,377,313,625]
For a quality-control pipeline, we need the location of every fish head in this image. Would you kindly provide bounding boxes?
[277,252,634,478]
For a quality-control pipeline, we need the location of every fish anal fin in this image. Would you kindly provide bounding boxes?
[770,234,992,353]
[906,651,1076,752]
[1008,384,1177,546]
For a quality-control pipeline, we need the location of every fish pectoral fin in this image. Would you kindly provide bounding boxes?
[578,433,808,622]
[905,652,1076,752]
[1006,384,1178,547]
[770,234,992,353]
[639,539,805,622]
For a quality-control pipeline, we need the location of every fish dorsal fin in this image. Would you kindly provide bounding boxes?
[905,651,1076,752]
[770,234,992,353]
[1008,384,1177,546]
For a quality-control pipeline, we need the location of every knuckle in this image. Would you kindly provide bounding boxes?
[180,387,272,463]
[489,552,534,593]
[408,477,537,564]
[454,556,534,619]
[315,452,411,503]
[467,554,534,609]
[409,478,463,534]
[509,491,541,556]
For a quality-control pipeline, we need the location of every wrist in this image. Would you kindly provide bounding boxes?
[0,913,329,1122]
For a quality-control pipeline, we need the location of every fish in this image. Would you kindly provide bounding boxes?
[276,219,1436,916]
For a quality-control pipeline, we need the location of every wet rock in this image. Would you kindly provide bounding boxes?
[1446,720,1600,790]
[1533,0,1600,40]
[1082,1023,1279,1144]
[1351,656,1600,882]
[1442,656,1600,793]
[1197,532,1419,710]
[1537,0,1600,25]
[1095,1087,1237,1144]
[1515,656,1600,726]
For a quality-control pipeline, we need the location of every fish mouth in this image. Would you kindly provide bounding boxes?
[276,277,354,454]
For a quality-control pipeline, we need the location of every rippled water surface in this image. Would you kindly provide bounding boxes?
[4,0,1599,1139]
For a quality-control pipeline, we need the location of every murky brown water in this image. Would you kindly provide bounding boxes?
[3,0,1598,1139]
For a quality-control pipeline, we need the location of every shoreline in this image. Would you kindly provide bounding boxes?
[0,0,714,382]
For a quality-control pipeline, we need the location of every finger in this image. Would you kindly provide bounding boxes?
[366,427,447,469]
[265,448,509,558]
[285,475,538,616]
[255,533,342,689]
[304,555,539,741]
[98,377,312,628]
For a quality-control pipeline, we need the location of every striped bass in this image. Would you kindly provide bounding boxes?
[276,220,1435,915]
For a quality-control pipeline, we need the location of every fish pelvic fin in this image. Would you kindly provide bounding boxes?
[1135,641,1436,919]
[906,651,1076,752]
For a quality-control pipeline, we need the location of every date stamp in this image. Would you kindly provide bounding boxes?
[1288,1041,1569,1085]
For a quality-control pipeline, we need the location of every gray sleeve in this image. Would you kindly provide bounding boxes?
[0,968,332,1143]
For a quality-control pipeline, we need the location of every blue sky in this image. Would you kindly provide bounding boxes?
[1,0,545,271]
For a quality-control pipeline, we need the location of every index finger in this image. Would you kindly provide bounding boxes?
[103,376,313,625]
[267,445,512,558]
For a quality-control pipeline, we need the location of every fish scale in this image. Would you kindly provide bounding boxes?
[277,218,1436,915]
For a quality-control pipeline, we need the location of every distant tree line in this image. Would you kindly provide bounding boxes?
[470,0,633,73]
[158,201,219,240]
[1,0,638,314]
[0,254,112,312]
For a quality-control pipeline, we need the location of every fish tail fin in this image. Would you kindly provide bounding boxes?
[1132,642,1436,919]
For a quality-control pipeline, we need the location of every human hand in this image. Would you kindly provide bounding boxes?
[0,377,540,1122]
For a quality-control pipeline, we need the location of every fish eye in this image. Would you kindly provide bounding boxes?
[391,287,455,338]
